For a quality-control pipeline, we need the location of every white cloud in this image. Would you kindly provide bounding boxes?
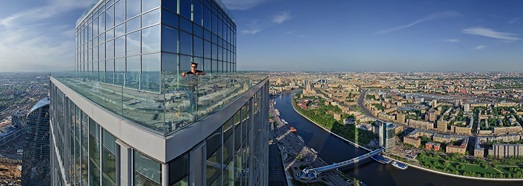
[0,0,92,72]
[221,0,267,10]
[241,29,262,35]
[474,45,486,50]
[376,11,461,34]
[462,27,519,41]
[443,39,460,43]
[509,18,520,24]
[272,11,292,24]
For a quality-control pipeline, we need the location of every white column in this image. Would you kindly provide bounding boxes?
[116,139,131,186]
[162,163,169,186]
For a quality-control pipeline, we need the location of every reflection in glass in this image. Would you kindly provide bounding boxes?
[143,0,160,13]
[194,36,203,57]
[102,130,117,185]
[142,8,160,28]
[161,53,178,72]
[127,16,141,33]
[180,31,192,55]
[127,31,141,55]
[179,0,191,19]
[162,9,179,28]
[134,151,161,186]
[127,0,141,19]
[115,36,125,57]
[142,25,160,53]
[206,128,222,185]
[114,0,125,26]
[169,154,188,186]
[115,57,126,86]
[126,55,141,89]
[193,1,203,25]
[142,53,161,92]
[89,119,101,185]
[162,0,177,13]
[162,25,179,53]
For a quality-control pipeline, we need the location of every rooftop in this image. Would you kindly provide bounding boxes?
[52,72,267,136]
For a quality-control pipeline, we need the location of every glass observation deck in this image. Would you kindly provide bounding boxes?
[52,72,267,136]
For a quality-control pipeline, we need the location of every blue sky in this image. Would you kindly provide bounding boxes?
[0,0,522,72]
[225,0,523,72]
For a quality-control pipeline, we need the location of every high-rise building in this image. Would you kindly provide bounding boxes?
[50,0,269,185]
[22,98,51,185]
[376,121,395,150]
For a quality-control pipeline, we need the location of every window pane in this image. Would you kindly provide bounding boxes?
[115,57,126,86]
[162,9,179,28]
[162,0,177,13]
[142,53,161,92]
[179,31,192,55]
[144,0,160,12]
[194,36,203,57]
[203,7,211,31]
[127,0,141,19]
[161,53,178,72]
[204,40,211,59]
[142,8,160,28]
[106,5,114,29]
[127,16,141,33]
[194,24,203,38]
[169,154,188,185]
[106,40,114,59]
[193,1,203,25]
[115,36,126,57]
[102,130,117,185]
[134,151,161,185]
[107,28,114,40]
[206,128,222,185]
[89,120,100,186]
[127,30,141,55]
[126,55,141,89]
[142,25,160,53]
[114,0,125,26]
[179,0,191,19]
[180,17,192,33]
[162,25,178,53]
[106,59,115,84]
[115,23,125,38]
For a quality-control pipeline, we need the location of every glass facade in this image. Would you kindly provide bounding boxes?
[49,0,267,136]
[22,98,51,185]
[75,0,236,93]
[50,0,269,185]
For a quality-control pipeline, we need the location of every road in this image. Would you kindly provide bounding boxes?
[357,87,379,120]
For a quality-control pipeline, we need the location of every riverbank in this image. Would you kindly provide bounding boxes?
[392,157,523,181]
[289,93,523,181]
[290,93,371,151]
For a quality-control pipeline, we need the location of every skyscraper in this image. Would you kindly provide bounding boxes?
[376,121,395,150]
[22,97,51,185]
[50,0,269,185]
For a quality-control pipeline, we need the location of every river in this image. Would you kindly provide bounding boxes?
[274,92,522,186]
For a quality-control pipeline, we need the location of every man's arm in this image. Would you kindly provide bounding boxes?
[196,70,206,76]
[181,72,186,77]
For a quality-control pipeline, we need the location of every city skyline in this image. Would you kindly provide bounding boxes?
[1,0,523,72]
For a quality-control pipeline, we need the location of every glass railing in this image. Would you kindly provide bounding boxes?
[52,71,267,136]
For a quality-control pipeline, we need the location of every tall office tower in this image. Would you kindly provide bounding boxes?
[50,0,269,185]
[377,121,395,150]
[22,98,51,185]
